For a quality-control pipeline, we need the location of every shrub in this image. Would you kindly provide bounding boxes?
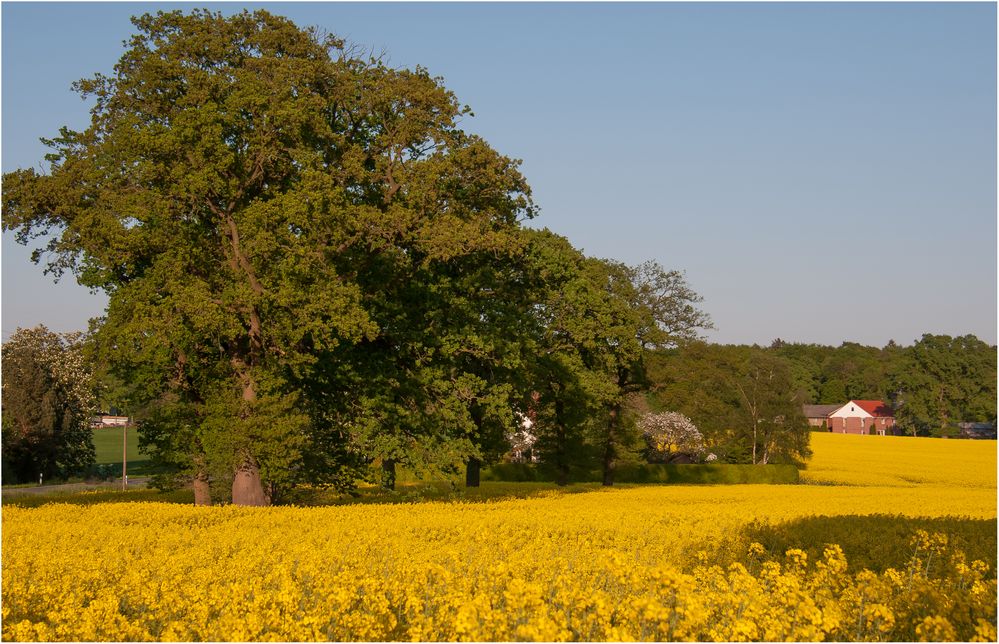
[481,463,543,483]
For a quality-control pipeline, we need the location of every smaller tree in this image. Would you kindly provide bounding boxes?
[731,351,811,465]
[1,326,98,483]
[638,411,705,463]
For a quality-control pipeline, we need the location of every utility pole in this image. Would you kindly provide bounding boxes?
[122,423,128,491]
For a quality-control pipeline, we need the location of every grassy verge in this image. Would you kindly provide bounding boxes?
[3,480,605,508]
[3,487,195,508]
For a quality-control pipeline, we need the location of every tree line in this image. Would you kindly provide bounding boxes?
[650,335,996,443]
[4,323,992,492]
[2,10,718,503]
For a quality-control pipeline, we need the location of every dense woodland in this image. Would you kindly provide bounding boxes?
[648,336,997,448]
[2,11,995,502]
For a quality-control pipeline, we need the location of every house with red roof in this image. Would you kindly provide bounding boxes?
[827,400,895,435]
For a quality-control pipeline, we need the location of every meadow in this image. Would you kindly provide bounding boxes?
[2,433,996,641]
[92,426,156,477]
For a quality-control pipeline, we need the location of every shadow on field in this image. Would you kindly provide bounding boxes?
[736,514,997,573]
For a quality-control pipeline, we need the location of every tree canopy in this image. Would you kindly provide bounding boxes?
[888,334,997,437]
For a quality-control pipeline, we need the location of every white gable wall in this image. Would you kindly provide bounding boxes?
[829,401,873,419]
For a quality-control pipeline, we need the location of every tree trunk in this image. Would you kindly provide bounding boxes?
[192,451,211,506]
[466,405,485,488]
[554,397,568,486]
[229,358,268,506]
[465,457,481,488]
[193,471,212,506]
[602,443,615,486]
[232,457,269,506]
[555,425,569,487]
[381,458,396,491]
[602,405,619,487]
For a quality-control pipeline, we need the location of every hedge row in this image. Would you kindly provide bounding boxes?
[482,462,800,485]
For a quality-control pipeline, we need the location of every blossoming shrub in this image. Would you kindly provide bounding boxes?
[638,411,705,462]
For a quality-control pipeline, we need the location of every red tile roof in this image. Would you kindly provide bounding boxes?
[852,400,894,417]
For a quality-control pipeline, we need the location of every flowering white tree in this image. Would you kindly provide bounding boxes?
[506,414,539,463]
[1,326,98,483]
[638,411,706,463]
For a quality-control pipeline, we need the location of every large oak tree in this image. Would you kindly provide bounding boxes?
[2,10,534,504]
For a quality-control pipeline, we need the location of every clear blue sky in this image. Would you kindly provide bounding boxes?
[3,2,996,346]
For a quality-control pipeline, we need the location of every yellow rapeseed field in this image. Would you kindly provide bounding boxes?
[3,433,996,641]
[802,431,997,488]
